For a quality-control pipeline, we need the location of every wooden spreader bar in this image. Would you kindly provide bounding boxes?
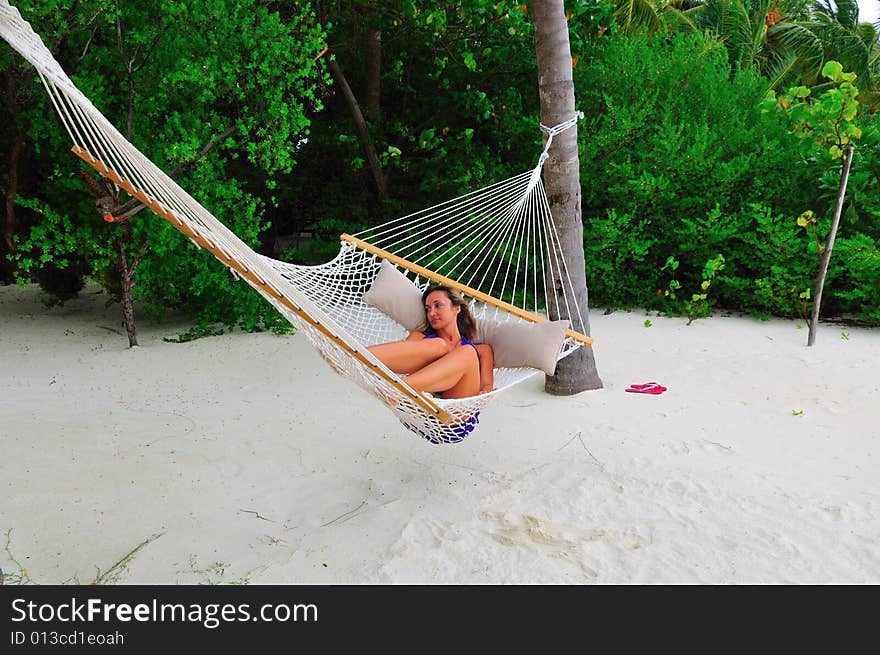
[71,145,451,424]
[340,234,593,347]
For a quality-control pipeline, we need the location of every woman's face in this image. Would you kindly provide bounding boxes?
[424,290,460,331]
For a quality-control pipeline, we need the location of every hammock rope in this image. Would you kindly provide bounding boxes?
[0,0,593,444]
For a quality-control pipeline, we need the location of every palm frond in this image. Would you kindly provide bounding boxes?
[831,0,861,29]
[810,0,836,20]
[659,5,703,32]
[764,51,801,90]
[810,18,871,75]
[721,1,762,68]
[770,22,825,61]
[768,22,825,81]
[781,0,814,22]
[613,0,662,33]
[856,21,879,50]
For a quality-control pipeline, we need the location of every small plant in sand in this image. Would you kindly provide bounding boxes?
[90,532,165,584]
[661,253,725,325]
[188,556,252,585]
[791,283,812,324]
[643,319,652,328]
[2,528,162,585]
[3,529,33,585]
[163,323,226,343]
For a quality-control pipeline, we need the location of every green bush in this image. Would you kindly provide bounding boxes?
[572,29,878,321]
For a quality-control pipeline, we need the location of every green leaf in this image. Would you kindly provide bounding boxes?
[821,60,844,80]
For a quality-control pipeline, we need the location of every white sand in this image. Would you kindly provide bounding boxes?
[1,281,878,584]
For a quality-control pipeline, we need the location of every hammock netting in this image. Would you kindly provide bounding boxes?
[0,0,590,444]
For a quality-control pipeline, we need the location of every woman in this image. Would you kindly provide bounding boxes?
[368,284,494,398]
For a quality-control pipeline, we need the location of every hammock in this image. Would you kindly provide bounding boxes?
[0,0,593,444]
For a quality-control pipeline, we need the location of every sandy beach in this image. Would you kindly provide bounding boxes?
[1,281,878,584]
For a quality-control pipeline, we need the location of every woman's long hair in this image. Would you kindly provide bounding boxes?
[419,284,477,341]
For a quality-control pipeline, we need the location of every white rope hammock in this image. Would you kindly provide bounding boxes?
[0,0,592,444]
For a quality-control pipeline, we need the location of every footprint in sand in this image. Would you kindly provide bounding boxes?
[669,439,734,456]
[479,510,649,578]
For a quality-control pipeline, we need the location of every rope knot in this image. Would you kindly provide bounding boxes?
[540,110,584,136]
[535,111,583,170]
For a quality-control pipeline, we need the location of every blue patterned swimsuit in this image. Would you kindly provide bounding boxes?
[423,333,478,352]
[411,333,481,442]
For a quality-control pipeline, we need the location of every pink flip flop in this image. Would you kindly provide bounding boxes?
[626,382,667,394]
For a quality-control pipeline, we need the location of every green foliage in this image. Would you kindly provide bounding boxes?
[278,0,539,246]
[796,209,826,259]
[661,253,725,323]
[769,61,877,323]
[11,194,106,303]
[569,0,616,42]
[717,203,817,318]
[3,0,879,330]
[575,31,816,310]
[771,60,863,159]
[581,208,656,307]
[5,0,327,334]
[828,232,880,320]
[571,31,879,322]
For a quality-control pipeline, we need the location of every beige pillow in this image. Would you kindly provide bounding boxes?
[362,260,424,331]
[478,318,570,375]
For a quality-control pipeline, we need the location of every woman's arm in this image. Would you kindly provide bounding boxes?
[405,330,425,341]
[475,343,494,393]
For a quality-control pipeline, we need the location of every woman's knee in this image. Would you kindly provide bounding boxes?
[452,344,479,369]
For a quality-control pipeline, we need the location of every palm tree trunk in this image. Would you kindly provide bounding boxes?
[531,0,603,394]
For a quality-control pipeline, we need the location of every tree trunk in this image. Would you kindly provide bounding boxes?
[3,130,24,279]
[117,229,139,348]
[3,70,25,284]
[531,0,602,395]
[327,57,389,201]
[363,28,382,122]
[807,144,855,347]
[120,270,138,347]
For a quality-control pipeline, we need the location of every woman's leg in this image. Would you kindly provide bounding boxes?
[405,345,480,398]
[367,338,448,374]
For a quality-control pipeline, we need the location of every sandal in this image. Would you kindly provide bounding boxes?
[625,382,667,395]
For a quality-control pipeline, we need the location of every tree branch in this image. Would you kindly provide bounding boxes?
[80,125,239,223]
[132,29,167,73]
[167,125,237,178]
